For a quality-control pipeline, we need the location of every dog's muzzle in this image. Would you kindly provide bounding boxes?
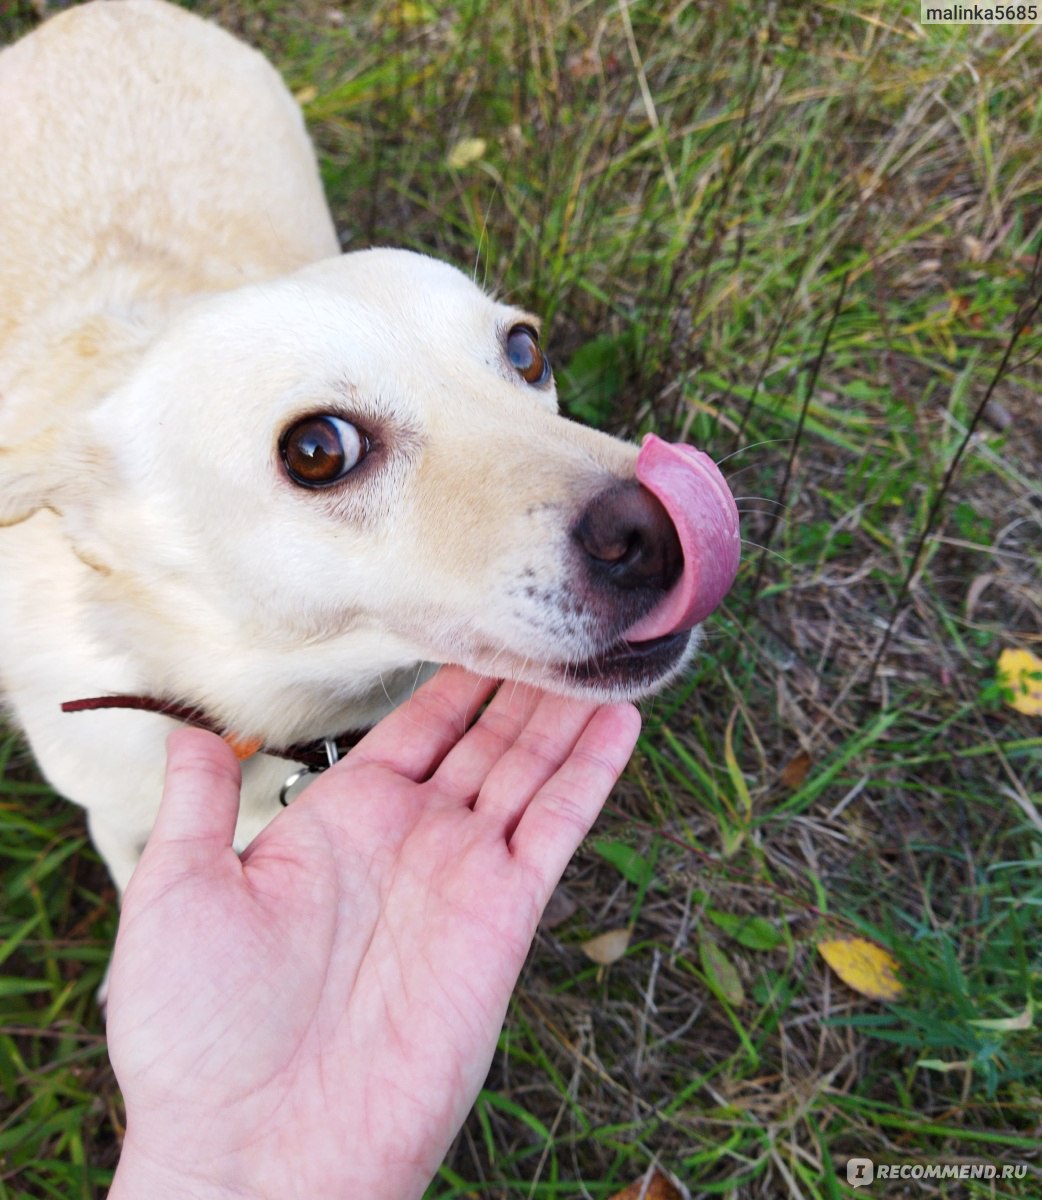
[574,434,741,644]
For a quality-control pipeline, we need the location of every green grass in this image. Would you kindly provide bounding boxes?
[2,1,1041,1196]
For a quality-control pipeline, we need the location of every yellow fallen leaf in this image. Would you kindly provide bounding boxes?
[817,936,903,1000]
[373,1,435,27]
[293,85,318,106]
[581,927,631,966]
[997,648,1042,716]
[446,137,487,170]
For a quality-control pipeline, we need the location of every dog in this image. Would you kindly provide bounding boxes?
[0,0,739,898]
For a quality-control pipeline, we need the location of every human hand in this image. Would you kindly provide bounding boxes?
[105,666,641,1200]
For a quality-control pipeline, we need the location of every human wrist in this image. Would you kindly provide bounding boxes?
[108,1137,259,1200]
[109,1129,432,1200]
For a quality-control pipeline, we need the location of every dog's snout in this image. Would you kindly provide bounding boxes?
[574,481,682,593]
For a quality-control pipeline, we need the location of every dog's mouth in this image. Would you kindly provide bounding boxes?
[552,629,694,697]
[548,436,739,698]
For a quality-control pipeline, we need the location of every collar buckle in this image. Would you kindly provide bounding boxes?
[279,737,341,805]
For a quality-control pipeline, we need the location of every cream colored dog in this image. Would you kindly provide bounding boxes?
[0,0,739,896]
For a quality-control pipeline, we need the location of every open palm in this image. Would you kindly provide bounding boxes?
[106,666,640,1200]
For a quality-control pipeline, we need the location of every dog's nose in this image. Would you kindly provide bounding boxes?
[573,482,683,593]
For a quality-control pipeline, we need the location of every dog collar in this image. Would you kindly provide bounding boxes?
[60,693,368,770]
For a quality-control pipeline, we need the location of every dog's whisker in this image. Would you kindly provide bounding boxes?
[484,645,511,682]
[506,669,527,706]
[719,459,774,482]
[380,670,403,707]
[714,438,789,468]
[737,508,791,522]
[740,537,793,567]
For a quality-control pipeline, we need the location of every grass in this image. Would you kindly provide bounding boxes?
[2,0,1041,1195]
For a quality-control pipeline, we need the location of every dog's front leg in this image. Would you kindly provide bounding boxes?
[87,810,150,901]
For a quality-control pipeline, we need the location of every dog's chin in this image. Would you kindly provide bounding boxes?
[539,627,698,703]
[428,626,699,704]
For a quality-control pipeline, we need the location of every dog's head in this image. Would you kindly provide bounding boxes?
[1,249,739,733]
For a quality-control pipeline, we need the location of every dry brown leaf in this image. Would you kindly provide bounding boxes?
[780,750,812,790]
[608,1167,683,1200]
[539,885,577,931]
[581,927,631,966]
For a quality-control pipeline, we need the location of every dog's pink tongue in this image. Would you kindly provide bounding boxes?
[625,435,740,642]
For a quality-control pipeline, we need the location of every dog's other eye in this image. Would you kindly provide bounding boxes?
[506,324,551,385]
[280,415,368,487]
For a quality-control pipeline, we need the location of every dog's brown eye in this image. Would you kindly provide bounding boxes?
[280,416,367,487]
[506,325,550,385]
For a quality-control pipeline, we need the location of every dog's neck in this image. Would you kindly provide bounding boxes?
[60,692,371,769]
[73,559,431,745]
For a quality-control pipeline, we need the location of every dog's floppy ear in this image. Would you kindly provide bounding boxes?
[0,306,148,525]
[0,430,105,526]
[0,435,56,526]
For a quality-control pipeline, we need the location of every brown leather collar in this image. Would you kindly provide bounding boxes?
[61,694,368,769]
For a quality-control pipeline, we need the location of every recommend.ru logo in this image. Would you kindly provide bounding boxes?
[847,1158,875,1188]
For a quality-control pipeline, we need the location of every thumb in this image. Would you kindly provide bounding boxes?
[146,727,243,857]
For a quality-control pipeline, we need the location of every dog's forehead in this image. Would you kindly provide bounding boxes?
[294,248,523,348]
[142,248,552,444]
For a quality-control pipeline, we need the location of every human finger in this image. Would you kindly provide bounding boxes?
[508,703,641,893]
[147,727,243,854]
[346,665,497,781]
[465,691,602,826]
[427,680,549,801]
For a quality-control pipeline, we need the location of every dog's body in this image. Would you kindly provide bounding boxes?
[0,0,738,895]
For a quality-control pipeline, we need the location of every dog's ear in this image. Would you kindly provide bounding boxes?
[0,435,56,525]
[0,430,105,526]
